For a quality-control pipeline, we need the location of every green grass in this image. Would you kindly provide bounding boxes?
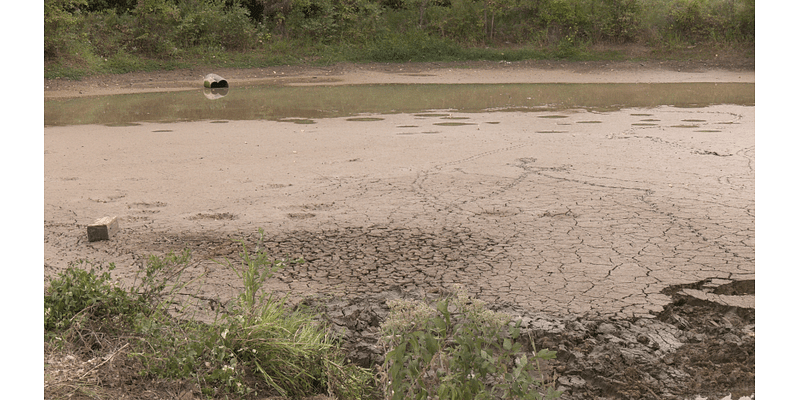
[44,229,567,399]
[44,231,373,398]
[45,38,633,80]
[378,287,561,400]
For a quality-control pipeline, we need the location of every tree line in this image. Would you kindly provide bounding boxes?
[45,0,754,63]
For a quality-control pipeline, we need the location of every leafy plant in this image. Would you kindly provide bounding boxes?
[44,260,143,333]
[214,228,291,317]
[379,287,562,400]
[45,0,90,59]
[127,229,374,398]
[45,229,374,398]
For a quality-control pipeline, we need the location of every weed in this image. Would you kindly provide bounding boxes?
[379,287,562,399]
[44,229,373,398]
[44,260,143,333]
[213,228,294,318]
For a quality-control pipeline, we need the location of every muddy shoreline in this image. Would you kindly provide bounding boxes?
[44,58,755,99]
[44,61,755,399]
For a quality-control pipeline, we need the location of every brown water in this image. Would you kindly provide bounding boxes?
[44,82,754,127]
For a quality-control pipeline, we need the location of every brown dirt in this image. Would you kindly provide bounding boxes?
[44,53,755,400]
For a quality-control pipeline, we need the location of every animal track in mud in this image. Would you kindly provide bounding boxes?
[128,201,167,208]
[89,193,127,203]
[286,213,316,219]
[187,212,237,221]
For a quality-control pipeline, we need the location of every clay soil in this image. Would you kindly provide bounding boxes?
[45,53,755,400]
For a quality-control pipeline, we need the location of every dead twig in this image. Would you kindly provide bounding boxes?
[78,343,130,381]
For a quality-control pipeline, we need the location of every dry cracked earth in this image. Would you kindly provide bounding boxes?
[44,61,755,400]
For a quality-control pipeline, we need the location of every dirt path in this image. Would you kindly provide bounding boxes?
[44,60,755,399]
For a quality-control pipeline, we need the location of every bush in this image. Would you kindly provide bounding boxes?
[44,229,373,398]
[666,0,754,43]
[379,287,562,400]
[174,0,257,51]
[44,260,143,333]
[45,0,89,59]
[597,0,642,42]
[283,0,382,43]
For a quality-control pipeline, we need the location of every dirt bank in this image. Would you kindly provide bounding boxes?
[44,57,755,99]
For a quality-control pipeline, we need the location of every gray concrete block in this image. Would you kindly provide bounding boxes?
[87,216,119,242]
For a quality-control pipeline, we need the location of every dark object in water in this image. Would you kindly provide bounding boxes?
[204,87,229,100]
[204,73,228,88]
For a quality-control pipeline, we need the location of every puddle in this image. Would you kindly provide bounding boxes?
[415,113,451,117]
[346,117,384,122]
[104,122,140,127]
[45,83,755,127]
[433,122,477,126]
[277,118,316,124]
[538,115,569,119]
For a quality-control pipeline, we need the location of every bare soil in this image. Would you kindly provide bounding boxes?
[44,53,755,400]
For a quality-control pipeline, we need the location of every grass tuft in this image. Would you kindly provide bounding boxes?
[44,230,373,398]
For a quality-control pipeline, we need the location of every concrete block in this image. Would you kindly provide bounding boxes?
[87,216,119,242]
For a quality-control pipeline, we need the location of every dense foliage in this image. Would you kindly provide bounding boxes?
[44,0,754,77]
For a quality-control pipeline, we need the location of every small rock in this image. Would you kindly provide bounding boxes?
[558,375,586,388]
[723,332,743,345]
[598,323,618,335]
[636,334,650,345]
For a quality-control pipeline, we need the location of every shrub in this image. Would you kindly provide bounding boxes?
[45,0,89,59]
[127,229,374,397]
[597,0,641,42]
[664,0,754,43]
[379,287,562,400]
[44,230,374,397]
[174,0,257,51]
[129,0,182,55]
[355,29,466,62]
[44,260,142,333]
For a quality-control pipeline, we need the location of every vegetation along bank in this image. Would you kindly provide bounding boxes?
[45,0,755,79]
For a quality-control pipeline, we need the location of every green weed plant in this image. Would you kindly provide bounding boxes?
[44,230,373,398]
[44,260,142,333]
[379,288,562,400]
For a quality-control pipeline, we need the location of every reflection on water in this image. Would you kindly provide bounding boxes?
[203,87,229,100]
[44,82,754,127]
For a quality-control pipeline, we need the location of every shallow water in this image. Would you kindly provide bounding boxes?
[44,82,754,127]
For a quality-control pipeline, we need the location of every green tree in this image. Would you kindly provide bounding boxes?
[45,0,89,58]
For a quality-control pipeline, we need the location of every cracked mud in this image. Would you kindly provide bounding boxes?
[44,65,754,399]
